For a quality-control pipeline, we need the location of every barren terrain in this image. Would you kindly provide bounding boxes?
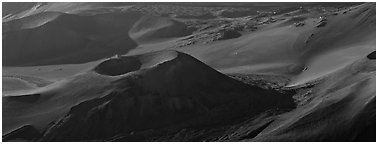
[2,2,375,142]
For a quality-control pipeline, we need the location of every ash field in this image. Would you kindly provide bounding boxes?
[2,2,376,142]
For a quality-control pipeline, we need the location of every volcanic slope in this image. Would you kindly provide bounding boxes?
[3,11,143,66]
[248,51,376,141]
[3,50,295,141]
[183,51,375,142]
[129,3,375,82]
[287,2,376,86]
[129,15,194,43]
[2,2,134,22]
[3,3,193,66]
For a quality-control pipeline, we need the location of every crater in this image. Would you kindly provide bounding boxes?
[93,51,179,76]
[4,94,41,103]
[367,51,375,60]
[94,57,142,76]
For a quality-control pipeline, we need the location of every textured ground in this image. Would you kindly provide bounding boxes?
[2,2,375,142]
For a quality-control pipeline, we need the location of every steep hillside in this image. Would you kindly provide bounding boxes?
[3,51,295,141]
[3,12,143,66]
[287,3,376,86]
[3,3,196,66]
[2,2,375,142]
[3,12,63,32]
[2,2,134,22]
[129,15,193,43]
[128,3,375,79]
[250,51,376,141]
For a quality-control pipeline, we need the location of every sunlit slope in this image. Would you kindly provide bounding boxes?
[128,3,375,83]
[129,15,193,43]
[2,2,134,22]
[288,3,375,86]
[250,52,375,141]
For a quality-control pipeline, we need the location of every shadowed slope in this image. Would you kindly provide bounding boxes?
[94,57,141,76]
[3,11,62,32]
[3,8,195,66]
[3,51,295,141]
[3,12,143,66]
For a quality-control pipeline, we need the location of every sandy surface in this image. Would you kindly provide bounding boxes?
[2,2,375,142]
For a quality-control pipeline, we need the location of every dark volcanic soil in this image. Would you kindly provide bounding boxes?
[2,2,375,142]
